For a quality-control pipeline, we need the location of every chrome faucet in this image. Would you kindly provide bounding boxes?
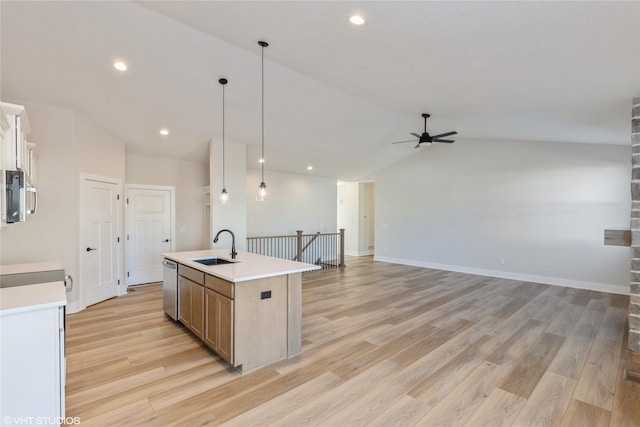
[213,229,237,259]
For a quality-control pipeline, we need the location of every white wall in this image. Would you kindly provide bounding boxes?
[125,154,208,252]
[0,102,126,311]
[374,138,631,294]
[246,168,337,236]
[77,116,126,179]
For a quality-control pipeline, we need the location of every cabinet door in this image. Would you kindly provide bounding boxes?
[1,103,29,172]
[191,282,205,339]
[0,306,62,420]
[26,143,37,186]
[217,294,234,364]
[178,276,191,326]
[16,115,26,171]
[0,113,8,225]
[204,289,218,350]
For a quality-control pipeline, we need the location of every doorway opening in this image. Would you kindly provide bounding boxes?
[337,181,375,256]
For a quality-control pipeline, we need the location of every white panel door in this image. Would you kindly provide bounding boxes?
[126,187,173,285]
[80,178,119,306]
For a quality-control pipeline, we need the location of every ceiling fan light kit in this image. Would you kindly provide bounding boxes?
[391,113,457,148]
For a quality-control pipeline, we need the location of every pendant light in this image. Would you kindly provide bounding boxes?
[257,40,269,202]
[219,78,229,204]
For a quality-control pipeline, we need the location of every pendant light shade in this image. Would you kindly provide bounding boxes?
[219,78,229,204]
[257,40,269,202]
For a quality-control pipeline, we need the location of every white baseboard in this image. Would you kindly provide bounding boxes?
[66,286,127,314]
[345,250,374,257]
[65,301,84,314]
[374,255,629,296]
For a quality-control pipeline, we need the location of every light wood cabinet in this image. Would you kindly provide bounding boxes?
[177,274,204,340]
[217,293,233,362]
[178,275,190,325]
[191,282,204,338]
[203,289,218,350]
[204,288,234,364]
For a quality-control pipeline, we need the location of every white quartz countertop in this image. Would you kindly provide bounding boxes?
[0,281,67,315]
[0,261,63,275]
[162,249,320,282]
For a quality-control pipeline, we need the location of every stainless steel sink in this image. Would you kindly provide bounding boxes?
[192,257,236,266]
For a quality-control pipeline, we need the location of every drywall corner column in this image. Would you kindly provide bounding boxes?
[210,138,247,252]
[630,96,640,353]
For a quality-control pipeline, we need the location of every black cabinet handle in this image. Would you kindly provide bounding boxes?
[86,247,97,252]
[162,239,170,243]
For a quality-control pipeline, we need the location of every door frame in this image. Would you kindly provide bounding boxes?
[78,173,123,311]
[124,184,176,286]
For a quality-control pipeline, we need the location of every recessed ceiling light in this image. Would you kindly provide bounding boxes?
[159,129,169,136]
[307,165,314,171]
[113,61,127,71]
[349,15,365,25]
[259,158,265,164]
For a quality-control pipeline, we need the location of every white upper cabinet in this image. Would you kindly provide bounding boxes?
[0,111,9,226]
[1,102,37,227]
[2,102,31,173]
[26,142,38,186]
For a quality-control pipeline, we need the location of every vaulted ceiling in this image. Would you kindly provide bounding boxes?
[2,1,639,180]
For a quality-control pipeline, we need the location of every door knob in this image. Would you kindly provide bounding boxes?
[162,239,170,243]
[86,247,97,252]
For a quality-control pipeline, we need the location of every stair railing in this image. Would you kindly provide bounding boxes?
[247,229,345,270]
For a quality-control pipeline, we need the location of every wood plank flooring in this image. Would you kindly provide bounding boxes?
[65,256,640,426]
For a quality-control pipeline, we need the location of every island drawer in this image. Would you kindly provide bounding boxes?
[205,274,234,299]
[178,264,204,284]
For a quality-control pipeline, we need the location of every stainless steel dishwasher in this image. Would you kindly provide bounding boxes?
[162,259,178,320]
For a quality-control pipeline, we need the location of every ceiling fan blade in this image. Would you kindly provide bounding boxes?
[433,139,454,143]
[410,133,421,139]
[430,131,457,139]
[391,139,419,144]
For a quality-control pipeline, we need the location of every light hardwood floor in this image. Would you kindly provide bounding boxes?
[65,256,640,426]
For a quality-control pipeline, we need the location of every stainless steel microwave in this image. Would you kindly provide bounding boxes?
[6,170,37,223]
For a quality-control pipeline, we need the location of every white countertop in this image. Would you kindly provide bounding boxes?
[0,261,63,276]
[162,249,320,282]
[0,281,67,315]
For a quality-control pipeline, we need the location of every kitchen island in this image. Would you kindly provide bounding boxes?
[162,249,319,373]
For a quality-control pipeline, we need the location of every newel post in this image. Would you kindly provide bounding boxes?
[296,230,303,262]
[339,228,346,267]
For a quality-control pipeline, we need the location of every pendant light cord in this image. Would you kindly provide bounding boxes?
[218,77,228,200]
[261,42,265,182]
[222,81,227,188]
[222,81,225,188]
[257,40,268,199]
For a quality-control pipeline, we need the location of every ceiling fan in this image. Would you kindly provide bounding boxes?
[391,113,457,148]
